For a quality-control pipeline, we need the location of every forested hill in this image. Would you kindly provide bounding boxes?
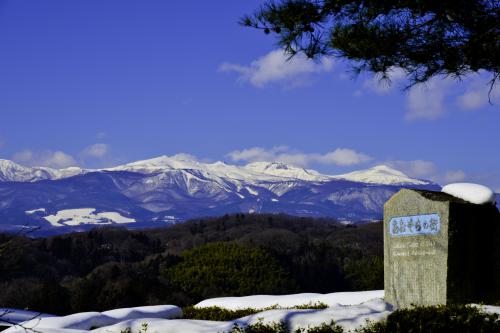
[0,214,383,315]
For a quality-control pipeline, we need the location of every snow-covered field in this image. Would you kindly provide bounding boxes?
[1,291,386,333]
[42,208,136,227]
[3,290,499,333]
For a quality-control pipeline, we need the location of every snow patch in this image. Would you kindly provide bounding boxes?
[480,304,500,315]
[245,187,259,196]
[442,183,496,205]
[43,208,136,227]
[25,208,46,215]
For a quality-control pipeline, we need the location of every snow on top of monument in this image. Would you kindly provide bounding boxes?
[442,183,496,205]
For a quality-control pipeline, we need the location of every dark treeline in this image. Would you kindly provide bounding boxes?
[0,214,383,314]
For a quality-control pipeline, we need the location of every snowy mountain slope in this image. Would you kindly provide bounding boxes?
[0,156,441,235]
[0,159,86,182]
[0,156,432,185]
[332,164,430,185]
[244,161,330,181]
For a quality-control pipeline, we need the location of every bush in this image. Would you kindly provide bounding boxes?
[164,242,297,301]
[0,278,69,315]
[229,321,343,333]
[297,322,344,333]
[230,321,288,333]
[183,306,262,321]
[343,256,383,291]
[183,303,328,321]
[356,304,500,333]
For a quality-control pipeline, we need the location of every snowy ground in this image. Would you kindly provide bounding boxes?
[1,291,386,333]
[42,208,136,227]
[195,290,384,309]
[2,291,499,333]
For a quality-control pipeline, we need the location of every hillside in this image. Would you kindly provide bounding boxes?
[0,214,383,314]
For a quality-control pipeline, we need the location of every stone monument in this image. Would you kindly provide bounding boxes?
[384,188,500,308]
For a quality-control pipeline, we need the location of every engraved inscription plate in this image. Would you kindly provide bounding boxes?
[389,213,440,237]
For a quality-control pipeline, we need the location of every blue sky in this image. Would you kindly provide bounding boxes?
[0,0,499,190]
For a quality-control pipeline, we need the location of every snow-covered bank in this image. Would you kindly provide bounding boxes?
[232,298,391,331]
[0,308,56,326]
[195,290,384,310]
[3,305,181,332]
[4,291,500,333]
[3,291,385,333]
[94,300,391,333]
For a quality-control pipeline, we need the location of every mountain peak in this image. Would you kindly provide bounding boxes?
[109,155,202,172]
[246,161,294,170]
[0,159,23,168]
[244,161,328,181]
[333,164,431,185]
[370,164,408,175]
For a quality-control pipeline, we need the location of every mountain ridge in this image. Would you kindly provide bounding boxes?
[0,156,433,186]
[0,156,441,236]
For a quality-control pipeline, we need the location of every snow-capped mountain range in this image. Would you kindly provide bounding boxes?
[0,156,440,235]
[0,156,431,185]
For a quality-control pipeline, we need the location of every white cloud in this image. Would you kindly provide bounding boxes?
[457,90,487,110]
[359,67,452,120]
[456,76,500,110]
[79,143,124,168]
[227,146,288,163]
[359,68,498,120]
[443,170,467,183]
[227,146,371,167]
[13,149,77,168]
[80,143,109,158]
[171,153,198,161]
[219,49,334,88]
[384,160,469,185]
[405,73,500,120]
[385,160,438,179]
[405,78,452,121]
[316,149,372,166]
